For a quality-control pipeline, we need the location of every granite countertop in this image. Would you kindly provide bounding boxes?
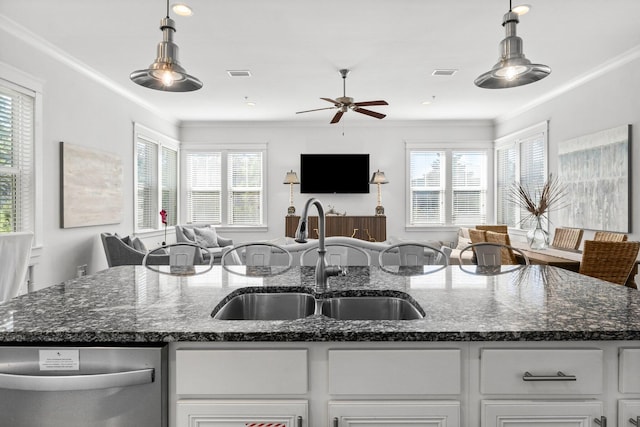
[1,265,640,343]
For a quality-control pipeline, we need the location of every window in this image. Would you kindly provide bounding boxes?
[495,121,548,229]
[134,124,178,232]
[183,146,265,227]
[407,144,489,226]
[0,79,34,234]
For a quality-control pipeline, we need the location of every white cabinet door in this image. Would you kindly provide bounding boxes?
[328,400,460,427]
[176,399,308,427]
[619,400,640,427]
[482,400,603,427]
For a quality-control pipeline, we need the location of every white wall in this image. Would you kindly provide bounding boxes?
[495,54,640,242]
[0,23,179,289]
[180,120,494,245]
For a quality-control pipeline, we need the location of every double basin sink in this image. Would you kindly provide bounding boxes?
[212,291,424,321]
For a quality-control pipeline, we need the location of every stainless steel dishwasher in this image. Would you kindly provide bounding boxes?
[0,346,166,427]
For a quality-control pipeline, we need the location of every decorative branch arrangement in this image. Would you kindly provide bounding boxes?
[508,174,567,223]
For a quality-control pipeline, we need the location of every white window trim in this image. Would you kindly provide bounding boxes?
[180,143,268,231]
[494,120,549,233]
[405,140,493,229]
[0,62,43,264]
[133,123,180,234]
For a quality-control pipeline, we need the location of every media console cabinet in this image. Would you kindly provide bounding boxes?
[285,215,386,242]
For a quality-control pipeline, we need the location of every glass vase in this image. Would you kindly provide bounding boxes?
[527,216,549,250]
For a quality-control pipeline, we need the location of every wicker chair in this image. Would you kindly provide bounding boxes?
[475,224,508,234]
[593,231,628,242]
[485,231,519,265]
[469,228,487,244]
[579,240,640,285]
[552,227,584,250]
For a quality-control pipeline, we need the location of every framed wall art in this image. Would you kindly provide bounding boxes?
[556,124,631,232]
[60,141,123,228]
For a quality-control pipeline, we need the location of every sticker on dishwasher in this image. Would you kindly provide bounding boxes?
[39,349,80,371]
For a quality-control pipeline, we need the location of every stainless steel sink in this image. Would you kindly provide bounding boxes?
[212,292,316,320]
[320,296,424,320]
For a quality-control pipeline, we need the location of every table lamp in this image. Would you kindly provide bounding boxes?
[283,170,300,215]
[369,169,388,216]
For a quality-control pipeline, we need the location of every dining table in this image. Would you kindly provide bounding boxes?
[511,241,638,288]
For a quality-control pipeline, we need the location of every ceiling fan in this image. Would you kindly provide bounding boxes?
[296,69,388,124]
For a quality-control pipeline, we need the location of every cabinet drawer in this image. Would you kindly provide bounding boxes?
[176,349,308,395]
[620,349,640,392]
[480,349,603,394]
[328,349,460,395]
[482,399,603,426]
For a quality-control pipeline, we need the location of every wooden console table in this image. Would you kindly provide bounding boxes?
[285,215,386,242]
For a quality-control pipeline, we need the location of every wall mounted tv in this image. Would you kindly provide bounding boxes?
[300,154,370,194]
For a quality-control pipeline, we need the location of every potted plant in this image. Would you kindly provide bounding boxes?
[509,174,566,249]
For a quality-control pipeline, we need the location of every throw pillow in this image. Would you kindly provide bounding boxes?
[194,226,219,248]
[181,227,196,242]
[131,237,147,252]
[118,234,132,247]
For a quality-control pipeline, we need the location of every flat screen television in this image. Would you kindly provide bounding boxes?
[300,154,370,194]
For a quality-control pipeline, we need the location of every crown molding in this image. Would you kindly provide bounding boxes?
[496,44,640,124]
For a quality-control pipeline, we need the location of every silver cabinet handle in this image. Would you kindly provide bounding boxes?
[0,368,154,391]
[522,371,577,381]
[297,416,302,427]
[333,417,339,427]
[594,416,606,426]
[630,417,639,426]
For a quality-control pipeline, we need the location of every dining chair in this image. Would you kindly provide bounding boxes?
[551,227,584,250]
[485,231,520,265]
[300,243,371,267]
[475,224,509,234]
[458,242,530,267]
[593,231,628,242]
[469,228,488,244]
[579,240,640,285]
[143,242,213,276]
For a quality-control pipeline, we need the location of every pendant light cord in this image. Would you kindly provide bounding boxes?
[166,0,170,18]
[509,0,512,12]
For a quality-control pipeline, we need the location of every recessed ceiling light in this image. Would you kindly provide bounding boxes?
[172,4,193,16]
[244,96,256,107]
[422,96,436,105]
[512,4,531,15]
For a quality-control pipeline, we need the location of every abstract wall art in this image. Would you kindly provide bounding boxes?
[556,124,631,232]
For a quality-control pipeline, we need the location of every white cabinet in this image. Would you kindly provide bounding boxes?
[329,400,460,427]
[176,399,308,427]
[481,400,604,427]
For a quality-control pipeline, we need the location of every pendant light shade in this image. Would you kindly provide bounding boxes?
[474,9,550,89]
[130,2,202,92]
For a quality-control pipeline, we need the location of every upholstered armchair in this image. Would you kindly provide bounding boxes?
[101,233,169,267]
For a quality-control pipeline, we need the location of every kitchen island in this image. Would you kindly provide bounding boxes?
[2,265,640,427]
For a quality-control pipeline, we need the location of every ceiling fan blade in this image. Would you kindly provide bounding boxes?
[321,97,340,105]
[353,100,388,107]
[296,106,338,114]
[354,108,386,119]
[330,111,344,124]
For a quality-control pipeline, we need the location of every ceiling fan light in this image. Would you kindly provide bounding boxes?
[130,16,202,92]
[475,10,550,89]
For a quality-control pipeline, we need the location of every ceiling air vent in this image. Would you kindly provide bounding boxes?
[432,69,458,76]
[227,70,252,77]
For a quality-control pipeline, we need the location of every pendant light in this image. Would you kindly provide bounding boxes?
[474,1,550,89]
[130,0,203,92]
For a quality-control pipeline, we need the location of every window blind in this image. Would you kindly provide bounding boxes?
[186,152,222,224]
[409,151,444,225]
[161,146,177,227]
[496,145,517,226]
[451,151,486,225]
[228,152,263,225]
[136,137,158,230]
[0,83,34,233]
[519,133,545,229]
